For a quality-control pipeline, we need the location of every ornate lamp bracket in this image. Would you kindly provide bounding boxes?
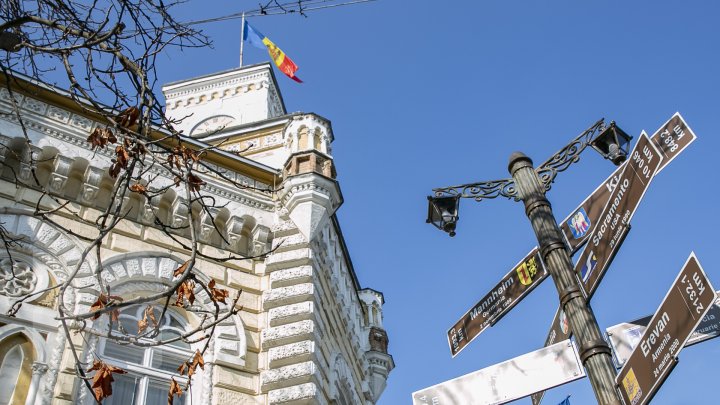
[433,118,607,202]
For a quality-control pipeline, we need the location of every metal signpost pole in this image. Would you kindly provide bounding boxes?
[508,152,621,405]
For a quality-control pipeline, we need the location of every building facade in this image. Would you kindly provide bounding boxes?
[0,63,393,404]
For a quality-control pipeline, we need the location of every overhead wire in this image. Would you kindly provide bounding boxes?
[182,0,377,26]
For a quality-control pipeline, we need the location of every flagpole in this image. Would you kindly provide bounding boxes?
[239,12,245,67]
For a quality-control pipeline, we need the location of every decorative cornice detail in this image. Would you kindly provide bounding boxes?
[0,91,275,211]
[164,71,271,101]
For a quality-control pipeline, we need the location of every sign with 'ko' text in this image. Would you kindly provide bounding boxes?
[447,249,547,357]
[533,113,698,405]
[616,253,717,405]
[560,113,696,254]
[575,132,662,298]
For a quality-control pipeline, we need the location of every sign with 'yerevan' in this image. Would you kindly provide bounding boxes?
[575,132,662,298]
[533,113,698,405]
[560,113,697,254]
[447,249,547,357]
[616,253,717,405]
[607,292,720,368]
[414,340,584,405]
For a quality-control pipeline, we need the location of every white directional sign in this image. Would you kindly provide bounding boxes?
[412,340,585,405]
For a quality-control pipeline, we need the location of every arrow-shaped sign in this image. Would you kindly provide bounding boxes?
[532,113,697,405]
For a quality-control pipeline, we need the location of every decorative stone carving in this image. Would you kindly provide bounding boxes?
[269,302,313,326]
[265,248,312,270]
[268,382,317,404]
[0,258,37,296]
[261,361,315,387]
[268,341,315,367]
[268,266,312,288]
[263,283,313,309]
[32,362,49,375]
[262,320,314,349]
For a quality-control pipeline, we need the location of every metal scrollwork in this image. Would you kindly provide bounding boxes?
[431,118,606,201]
[433,177,519,202]
[535,118,606,189]
[0,258,37,297]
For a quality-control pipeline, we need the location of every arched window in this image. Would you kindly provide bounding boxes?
[298,127,309,150]
[98,306,192,405]
[0,334,33,405]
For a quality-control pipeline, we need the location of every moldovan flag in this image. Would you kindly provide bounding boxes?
[243,21,302,83]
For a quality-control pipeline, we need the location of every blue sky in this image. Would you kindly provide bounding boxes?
[158,1,720,404]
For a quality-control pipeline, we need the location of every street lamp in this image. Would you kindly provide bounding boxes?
[426,195,459,236]
[590,121,633,166]
[427,118,629,405]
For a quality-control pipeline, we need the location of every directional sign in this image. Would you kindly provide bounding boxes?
[414,340,584,405]
[607,293,720,368]
[447,249,547,356]
[575,132,662,297]
[560,113,697,254]
[533,113,698,405]
[616,253,717,405]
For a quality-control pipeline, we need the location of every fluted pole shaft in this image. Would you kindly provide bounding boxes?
[508,152,621,405]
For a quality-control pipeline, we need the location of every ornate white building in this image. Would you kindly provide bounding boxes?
[0,63,393,404]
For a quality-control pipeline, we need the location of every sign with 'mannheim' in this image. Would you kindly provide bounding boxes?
[447,249,547,357]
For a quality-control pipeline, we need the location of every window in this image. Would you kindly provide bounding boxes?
[0,346,22,405]
[0,334,33,405]
[98,307,191,405]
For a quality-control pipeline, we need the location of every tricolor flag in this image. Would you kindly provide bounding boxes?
[243,21,302,83]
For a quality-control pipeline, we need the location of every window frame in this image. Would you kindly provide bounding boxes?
[92,306,194,405]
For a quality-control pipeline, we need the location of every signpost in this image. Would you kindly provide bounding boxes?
[447,249,547,356]
[616,253,717,405]
[531,114,697,405]
[413,340,584,405]
[431,114,703,405]
[559,113,697,254]
[607,293,720,368]
[574,132,662,297]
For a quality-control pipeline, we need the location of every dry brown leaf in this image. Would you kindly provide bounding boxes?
[168,378,183,405]
[208,280,229,304]
[137,316,148,335]
[115,145,129,169]
[87,127,117,150]
[116,106,140,128]
[89,293,123,320]
[129,183,146,193]
[191,350,205,371]
[88,359,127,401]
[146,305,158,327]
[188,173,205,192]
[173,260,190,278]
[174,280,196,307]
